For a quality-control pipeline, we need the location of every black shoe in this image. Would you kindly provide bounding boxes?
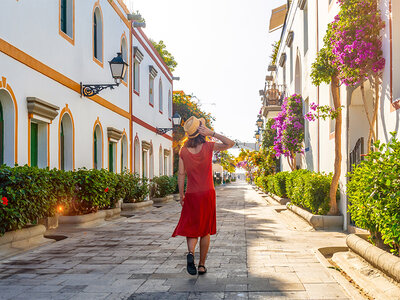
[198,265,207,275]
[186,252,197,275]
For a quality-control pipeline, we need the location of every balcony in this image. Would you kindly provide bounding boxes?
[261,83,286,119]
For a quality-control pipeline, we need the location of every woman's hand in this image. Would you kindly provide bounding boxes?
[198,125,214,137]
[180,197,185,207]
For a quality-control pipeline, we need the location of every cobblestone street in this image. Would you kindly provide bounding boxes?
[0,183,356,299]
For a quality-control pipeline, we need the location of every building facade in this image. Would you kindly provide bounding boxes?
[0,0,173,178]
[264,0,400,229]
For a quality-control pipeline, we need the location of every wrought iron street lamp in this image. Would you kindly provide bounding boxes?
[80,52,128,97]
[256,117,264,128]
[156,113,182,135]
[255,131,260,140]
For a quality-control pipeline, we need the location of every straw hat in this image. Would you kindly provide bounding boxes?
[183,116,206,139]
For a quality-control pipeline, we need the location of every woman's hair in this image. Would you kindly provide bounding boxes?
[185,133,206,148]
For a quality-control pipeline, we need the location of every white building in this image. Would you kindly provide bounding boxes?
[264,0,400,230]
[0,0,173,178]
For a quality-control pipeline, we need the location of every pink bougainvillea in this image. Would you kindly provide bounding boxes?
[330,0,385,86]
[272,94,304,161]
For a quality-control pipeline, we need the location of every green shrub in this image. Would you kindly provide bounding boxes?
[0,166,69,234]
[347,135,400,255]
[273,171,289,198]
[122,173,149,203]
[67,168,119,215]
[151,176,176,198]
[287,170,334,215]
[0,166,151,235]
[267,175,275,194]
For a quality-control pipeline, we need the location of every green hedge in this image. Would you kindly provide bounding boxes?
[120,172,149,203]
[347,135,400,255]
[150,176,176,198]
[273,171,289,198]
[0,166,149,235]
[256,169,336,215]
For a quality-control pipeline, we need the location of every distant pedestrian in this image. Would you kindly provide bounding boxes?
[172,116,235,275]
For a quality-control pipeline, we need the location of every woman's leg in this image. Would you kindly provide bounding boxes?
[186,237,198,254]
[199,234,210,268]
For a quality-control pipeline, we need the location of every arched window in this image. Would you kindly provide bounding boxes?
[93,124,102,170]
[149,143,154,179]
[60,112,74,170]
[168,90,172,118]
[159,146,163,175]
[121,37,128,83]
[0,89,16,166]
[159,79,163,113]
[121,135,128,172]
[134,138,140,175]
[93,6,103,64]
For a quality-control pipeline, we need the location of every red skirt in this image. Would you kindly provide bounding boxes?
[172,189,216,238]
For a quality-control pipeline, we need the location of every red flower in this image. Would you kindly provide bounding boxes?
[104,188,109,193]
[2,197,8,206]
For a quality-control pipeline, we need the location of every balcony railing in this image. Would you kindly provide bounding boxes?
[260,83,286,119]
[262,83,286,107]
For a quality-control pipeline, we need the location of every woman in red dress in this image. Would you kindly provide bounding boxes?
[172,116,235,275]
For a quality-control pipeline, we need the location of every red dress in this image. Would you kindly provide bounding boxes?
[172,141,216,238]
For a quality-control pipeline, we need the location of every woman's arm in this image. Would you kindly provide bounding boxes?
[198,125,235,151]
[178,157,186,206]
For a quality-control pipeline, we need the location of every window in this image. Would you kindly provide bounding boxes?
[134,61,140,93]
[121,37,128,83]
[304,3,309,54]
[93,124,102,170]
[0,102,3,165]
[133,48,143,94]
[283,63,286,86]
[59,0,74,43]
[159,146,163,175]
[164,155,168,175]
[121,135,128,172]
[159,79,163,113]
[31,122,38,167]
[60,113,73,171]
[0,89,16,166]
[108,142,116,172]
[93,6,103,65]
[134,138,140,174]
[142,150,148,178]
[168,91,172,118]
[149,145,154,179]
[149,66,158,106]
[149,76,154,106]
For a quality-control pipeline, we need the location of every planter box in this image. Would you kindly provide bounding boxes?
[269,194,290,205]
[0,225,53,260]
[58,208,120,227]
[152,195,174,204]
[287,203,343,230]
[347,234,400,283]
[121,200,154,210]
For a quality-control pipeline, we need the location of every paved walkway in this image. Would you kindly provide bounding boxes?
[0,183,355,299]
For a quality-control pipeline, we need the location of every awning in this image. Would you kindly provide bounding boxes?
[269,4,287,33]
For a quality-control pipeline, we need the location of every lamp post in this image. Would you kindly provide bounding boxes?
[256,117,264,129]
[81,52,128,97]
[156,113,182,135]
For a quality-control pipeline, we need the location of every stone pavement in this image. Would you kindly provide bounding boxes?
[0,182,357,299]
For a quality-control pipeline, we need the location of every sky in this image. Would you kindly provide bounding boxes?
[124,0,284,144]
